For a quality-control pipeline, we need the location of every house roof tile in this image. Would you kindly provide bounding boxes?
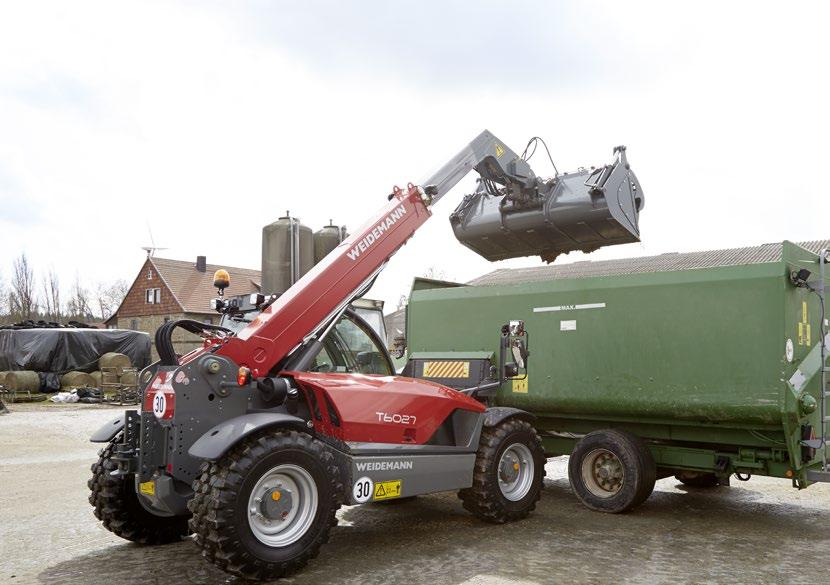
[150,257,261,314]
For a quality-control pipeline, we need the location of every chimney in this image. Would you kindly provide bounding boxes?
[196,256,206,272]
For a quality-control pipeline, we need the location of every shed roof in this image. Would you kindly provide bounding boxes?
[468,240,830,286]
[150,257,261,314]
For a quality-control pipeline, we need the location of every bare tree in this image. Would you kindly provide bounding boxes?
[95,278,129,320]
[422,265,450,281]
[66,276,93,321]
[0,270,7,317]
[41,269,61,322]
[9,253,37,320]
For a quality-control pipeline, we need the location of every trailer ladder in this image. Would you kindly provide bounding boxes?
[805,247,829,482]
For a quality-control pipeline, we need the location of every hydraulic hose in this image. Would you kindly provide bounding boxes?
[155,319,233,366]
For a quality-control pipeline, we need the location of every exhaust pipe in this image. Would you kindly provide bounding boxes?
[450,146,644,263]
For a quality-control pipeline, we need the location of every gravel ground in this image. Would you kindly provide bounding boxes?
[2,404,830,585]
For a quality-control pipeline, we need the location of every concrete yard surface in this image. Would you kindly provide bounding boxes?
[2,405,830,585]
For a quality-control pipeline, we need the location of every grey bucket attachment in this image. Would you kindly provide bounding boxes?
[449,146,644,263]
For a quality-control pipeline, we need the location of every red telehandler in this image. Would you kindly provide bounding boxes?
[89,130,644,580]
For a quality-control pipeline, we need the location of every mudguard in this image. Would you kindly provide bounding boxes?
[188,412,307,461]
[483,406,535,428]
[90,414,125,443]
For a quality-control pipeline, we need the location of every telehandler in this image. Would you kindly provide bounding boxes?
[89,130,644,580]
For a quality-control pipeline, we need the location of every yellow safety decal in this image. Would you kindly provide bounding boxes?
[373,480,402,501]
[495,144,505,158]
[799,301,810,346]
[422,361,470,378]
[139,481,155,496]
[512,378,528,393]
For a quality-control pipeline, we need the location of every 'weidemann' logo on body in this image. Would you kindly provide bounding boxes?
[346,205,407,261]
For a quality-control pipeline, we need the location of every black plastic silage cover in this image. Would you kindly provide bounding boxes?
[0,329,151,373]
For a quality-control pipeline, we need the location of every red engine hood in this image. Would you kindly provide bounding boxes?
[288,371,485,445]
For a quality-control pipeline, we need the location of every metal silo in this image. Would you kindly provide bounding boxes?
[261,213,313,294]
[313,220,344,264]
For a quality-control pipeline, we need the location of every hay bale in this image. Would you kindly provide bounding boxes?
[90,371,103,388]
[60,371,95,389]
[7,371,40,392]
[120,370,138,387]
[98,352,131,372]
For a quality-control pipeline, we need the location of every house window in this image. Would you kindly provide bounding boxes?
[147,268,153,279]
[146,288,161,304]
[130,319,139,330]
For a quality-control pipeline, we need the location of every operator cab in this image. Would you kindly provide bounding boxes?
[212,275,393,376]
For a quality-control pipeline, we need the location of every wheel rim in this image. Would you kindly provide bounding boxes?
[580,448,625,498]
[247,464,318,547]
[497,443,534,501]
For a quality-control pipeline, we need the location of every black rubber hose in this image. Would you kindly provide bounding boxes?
[155,319,233,366]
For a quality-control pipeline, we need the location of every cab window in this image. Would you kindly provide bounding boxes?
[310,314,393,375]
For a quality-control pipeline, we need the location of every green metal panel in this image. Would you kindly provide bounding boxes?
[406,241,829,480]
[409,351,494,361]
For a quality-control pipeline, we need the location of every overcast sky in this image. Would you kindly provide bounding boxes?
[0,1,827,312]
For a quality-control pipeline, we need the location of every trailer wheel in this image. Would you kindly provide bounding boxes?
[459,418,546,523]
[189,430,341,581]
[675,471,720,488]
[568,429,656,513]
[88,436,190,544]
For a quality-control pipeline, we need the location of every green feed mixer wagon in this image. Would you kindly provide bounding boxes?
[403,240,829,513]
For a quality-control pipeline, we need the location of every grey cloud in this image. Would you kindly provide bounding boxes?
[236,0,688,89]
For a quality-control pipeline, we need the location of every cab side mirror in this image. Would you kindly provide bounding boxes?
[500,320,529,381]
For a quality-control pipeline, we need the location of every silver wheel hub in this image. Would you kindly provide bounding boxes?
[581,449,625,498]
[247,464,317,547]
[497,443,534,502]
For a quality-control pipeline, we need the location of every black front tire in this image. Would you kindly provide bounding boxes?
[459,417,546,523]
[568,429,656,513]
[189,430,342,581]
[88,438,190,544]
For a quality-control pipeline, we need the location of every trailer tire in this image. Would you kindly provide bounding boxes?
[459,418,545,523]
[675,471,720,488]
[189,429,341,581]
[568,429,656,513]
[88,437,190,544]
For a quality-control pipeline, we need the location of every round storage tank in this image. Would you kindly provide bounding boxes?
[262,214,313,295]
[313,221,343,264]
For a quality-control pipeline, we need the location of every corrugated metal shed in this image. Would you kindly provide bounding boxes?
[468,240,830,286]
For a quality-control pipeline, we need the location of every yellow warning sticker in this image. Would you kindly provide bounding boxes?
[512,378,528,393]
[422,361,470,378]
[798,301,810,346]
[139,480,155,496]
[495,144,505,158]
[373,480,402,501]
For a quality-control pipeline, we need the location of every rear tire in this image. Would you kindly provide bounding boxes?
[88,437,190,544]
[459,417,546,523]
[568,429,656,513]
[189,430,341,581]
[675,471,720,488]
